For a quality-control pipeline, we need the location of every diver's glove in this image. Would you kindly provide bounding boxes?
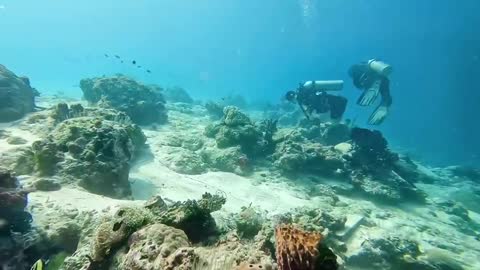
[357,79,381,106]
[368,105,388,125]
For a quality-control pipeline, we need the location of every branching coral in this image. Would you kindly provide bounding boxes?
[275,225,338,270]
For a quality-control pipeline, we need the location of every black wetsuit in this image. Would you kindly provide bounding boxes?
[349,63,392,106]
[295,86,347,120]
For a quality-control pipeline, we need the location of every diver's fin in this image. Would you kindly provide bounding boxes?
[368,105,388,125]
[357,79,381,106]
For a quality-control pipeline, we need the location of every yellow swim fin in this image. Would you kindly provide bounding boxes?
[30,259,45,270]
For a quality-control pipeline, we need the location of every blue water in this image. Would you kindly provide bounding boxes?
[1,0,479,166]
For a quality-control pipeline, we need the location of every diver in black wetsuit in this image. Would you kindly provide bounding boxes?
[285,80,348,122]
[349,59,393,125]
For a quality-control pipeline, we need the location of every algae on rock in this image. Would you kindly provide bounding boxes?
[153,193,226,243]
[19,111,147,198]
[80,75,167,125]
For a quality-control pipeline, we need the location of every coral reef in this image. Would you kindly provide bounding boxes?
[80,75,167,125]
[321,123,350,146]
[346,236,427,269]
[152,193,226,243]
[0,64,37,122]
[18,110,147,198]
[272,131,345,176]
[32,178,62,191]
[348,127,398,173]
[235,206,265,239]
[162,86,194,103]
[200,146,251,175]
[205,106,277,158]
[0,168,32,235]
[0,168,43,270]
[205,101,225,119]
[275,225,338,270]
[89,207,152,265]
[116,223,193,269]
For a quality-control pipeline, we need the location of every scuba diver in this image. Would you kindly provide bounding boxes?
[348,59,393,125]
[285,80,348,122]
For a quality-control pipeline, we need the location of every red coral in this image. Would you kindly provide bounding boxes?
[275,225,338,270]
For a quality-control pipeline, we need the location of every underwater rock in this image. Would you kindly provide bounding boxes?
[153,193,226,243]
[289,207,347,236]
[201,146,251,175]
[90,207,152,264]
[272,134,345,176]
[170,151,207,175]
[350,171,426,203]
[162,86,194,103]
[0,229,44,270]
[32,178,61,191]
[193,232,274,269]
[205,101,225,119]
[118,223,193,269]
[205,106,277,159]
[0,168,32,235]
[436,200,471,221]
[322,123,351,145]
[0,64,37,122]
[444,165,480,182]
[6,136,28,145]
[80,75,167,125]
[235,206,265,239]
[334,142,352,155]
[346,236,430,270]
[222,106,252,127]
[50,102,86,123]
[21,115,147,199]
[393,155,439,184]
[348,127,399,173]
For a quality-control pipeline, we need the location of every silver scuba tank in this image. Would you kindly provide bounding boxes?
[367,59,392,77]
[302,80,344,92]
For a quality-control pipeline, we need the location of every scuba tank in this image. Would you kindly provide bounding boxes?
[302,80,344,92]
[367,59,392,77]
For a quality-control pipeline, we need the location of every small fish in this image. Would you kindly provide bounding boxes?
[104,54,109,57]
[132,60,136,65]
[146,70,151,73]
[31,259,48,270]
[114,55,121,59]
[137,65,142,68]
[121,60,124,63]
